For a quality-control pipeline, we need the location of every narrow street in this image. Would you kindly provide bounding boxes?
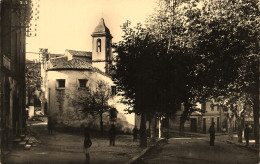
[135,136,258,164]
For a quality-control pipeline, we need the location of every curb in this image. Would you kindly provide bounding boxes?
[124,138,167,164]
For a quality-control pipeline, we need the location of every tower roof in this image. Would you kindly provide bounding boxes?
[91,18,112,37]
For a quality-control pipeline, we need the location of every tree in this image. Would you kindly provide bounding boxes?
[113,20,193,145]
[71,80,112,137]
[91,81,112,136]
[114,0,259,146]
[174,0,259,145]
[113,22,173,146]
[25,61,42,107]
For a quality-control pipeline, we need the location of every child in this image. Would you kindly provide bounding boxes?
[83,130,92,163]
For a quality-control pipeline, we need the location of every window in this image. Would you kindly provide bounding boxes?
[201,102,206,112]
[111,86,116,96]
[57,79,65,88]
[211,118,214,124]
[210,103,214,111]
[97,39,101,52]
[217,105,220,111]
[79,79,88,88]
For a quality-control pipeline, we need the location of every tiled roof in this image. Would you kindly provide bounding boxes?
[47,56,92,70]
[92,67,112,78]
[66,49,92,58]
[91,18,112,37]
[49,53,64,59]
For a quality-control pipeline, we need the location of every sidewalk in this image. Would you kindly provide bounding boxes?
[171,130,258,152]
[216,134,258,152]
[2,121,144,164]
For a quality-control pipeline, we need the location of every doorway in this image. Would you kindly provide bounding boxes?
[203,118,206,133]
[190,118,197,132]
[217,117,220,132]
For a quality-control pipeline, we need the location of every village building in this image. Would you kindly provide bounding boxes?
[0,0,28,153]
[42,18,134,130]
[169,101,227,134]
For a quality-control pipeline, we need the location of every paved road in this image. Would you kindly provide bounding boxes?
[135,137,258,164]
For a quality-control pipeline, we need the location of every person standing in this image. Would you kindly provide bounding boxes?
[244,124,250,146]
[109,124,116,146]
[208,122,215,146]
[83,129,92,163]
[132,126,138,142]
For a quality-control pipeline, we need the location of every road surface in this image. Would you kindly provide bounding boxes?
[135,137,258,164]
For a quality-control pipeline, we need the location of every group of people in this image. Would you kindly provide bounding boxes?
[208,122,251,147]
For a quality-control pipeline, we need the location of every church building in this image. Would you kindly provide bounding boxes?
[42,18,134,130]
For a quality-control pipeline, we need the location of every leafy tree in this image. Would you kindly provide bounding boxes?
[113,22,168,146]
[114,0,259,146]
[71,80,112,137]
[113,20,191,145]
[173,0,259,145]
[25,61,42,107]
[146,0,207,135]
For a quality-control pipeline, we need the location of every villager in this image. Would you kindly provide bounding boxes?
[48,116,53,134]
[109,124,116,146]
[83,129,92,163]
[133,126,138,142]
[208,122,215,146]
[244,124,250,146]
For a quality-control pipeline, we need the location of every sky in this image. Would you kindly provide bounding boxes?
[26,0,157,60]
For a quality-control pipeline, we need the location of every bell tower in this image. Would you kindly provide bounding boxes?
[91,18,113,73]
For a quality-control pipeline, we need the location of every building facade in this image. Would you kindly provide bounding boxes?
[169,101,226,133]
[0,0,28,154]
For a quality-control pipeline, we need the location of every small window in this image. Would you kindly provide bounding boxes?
[79,79,88,88]
[210,103,214,111]
[97,39,101,52]
[211,118,214,124]
[201,102,206,112]
[217,105,220,111]
[57,79,65,88]
[111,86,116,96]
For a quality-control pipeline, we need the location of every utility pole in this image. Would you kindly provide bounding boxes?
[39,48,48,115]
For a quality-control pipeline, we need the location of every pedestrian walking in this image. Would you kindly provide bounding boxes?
[132,126,138,142]
[109,124,116,146]
[244,124,250,146]
[208,122,215,146]
[83,129,92,164]
[48,116,53,134]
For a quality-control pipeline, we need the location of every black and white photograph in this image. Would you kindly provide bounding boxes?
[0,0,259,164]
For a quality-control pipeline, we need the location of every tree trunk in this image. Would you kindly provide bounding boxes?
[237,117,244,143]
[158,117,161,138]
[150,114,156,144]
[179,102,189,136]
[252,59,259,148]
[253,94,259,148]
[228,116,234,140]
[139,113,147,147]
[166,114,170,139]
[179,121,185,136]
[100,112,103,137]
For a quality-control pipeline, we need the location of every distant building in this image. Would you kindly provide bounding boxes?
[135,101,228,136]
[168,101,226,133]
